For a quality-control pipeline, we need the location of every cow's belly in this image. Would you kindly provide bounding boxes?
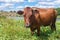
[40,16,52,26]
[39,13,53,26]
[42,22,51,26]
[41,20,51,26]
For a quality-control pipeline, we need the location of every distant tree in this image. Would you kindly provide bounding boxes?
[1,10,3,12]
[10,11,13,12]
[56,8,60,15]
[14,11,16,13]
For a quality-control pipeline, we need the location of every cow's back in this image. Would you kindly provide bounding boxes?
[36,8,57,26]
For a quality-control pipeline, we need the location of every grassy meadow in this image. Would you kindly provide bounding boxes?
[0,16,60,40]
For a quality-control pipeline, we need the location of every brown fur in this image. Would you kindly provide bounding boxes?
[17,7,57,36]
[30,8,57,36]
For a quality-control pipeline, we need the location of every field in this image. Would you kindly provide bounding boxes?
[0,16,60,40]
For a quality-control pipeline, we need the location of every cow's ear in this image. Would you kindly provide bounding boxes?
[17,10,24,15]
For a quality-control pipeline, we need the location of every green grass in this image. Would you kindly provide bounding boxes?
[57,15,60,18]
[0,17,60,40]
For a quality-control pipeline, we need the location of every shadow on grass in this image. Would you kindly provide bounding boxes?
[33,30,53,40]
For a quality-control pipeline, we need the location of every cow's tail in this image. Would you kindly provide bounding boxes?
[53,9,57,23]
[54,9,57,18]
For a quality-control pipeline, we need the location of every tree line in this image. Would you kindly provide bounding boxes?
[56,8,60,15]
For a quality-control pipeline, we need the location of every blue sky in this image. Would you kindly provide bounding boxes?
[0,0,60,11]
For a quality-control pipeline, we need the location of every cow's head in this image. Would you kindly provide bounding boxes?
[23,7,33,28]
[17,7,39,28]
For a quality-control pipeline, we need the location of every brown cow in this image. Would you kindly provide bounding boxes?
[17,7,57,36]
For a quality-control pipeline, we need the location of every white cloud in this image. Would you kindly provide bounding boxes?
[0,4,5,9]
[0,0,24,2]
[40,6,55,8]
[35,0,60,8]
[12,0,24,2]
[16,6,24,9]
[38,2,54,5]
[4,3,14,7]
[8,6,14,9]
[16,6,24,10]
[0,6,4,9]
[24,5,34,8]
[37,0,53,2]
[35,4,55,8]
[0,0,60,11]
[24,5,30,7]
[46,0,52,1]
[54,0,60,4]
[0,3,14,9]
[28,0,36,2]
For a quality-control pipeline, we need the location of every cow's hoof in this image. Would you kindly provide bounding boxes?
[37,34,40,36]
[31,32,34,36]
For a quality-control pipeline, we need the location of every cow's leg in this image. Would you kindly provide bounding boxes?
[37,26,40,36]
[51,23,56,31]
[53,23,56,31]
[30,27,35,35]
[50,17,56,31]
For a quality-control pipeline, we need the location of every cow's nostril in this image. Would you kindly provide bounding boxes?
[25,23,30,28]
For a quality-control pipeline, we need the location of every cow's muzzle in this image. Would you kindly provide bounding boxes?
[25,23,30,28]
